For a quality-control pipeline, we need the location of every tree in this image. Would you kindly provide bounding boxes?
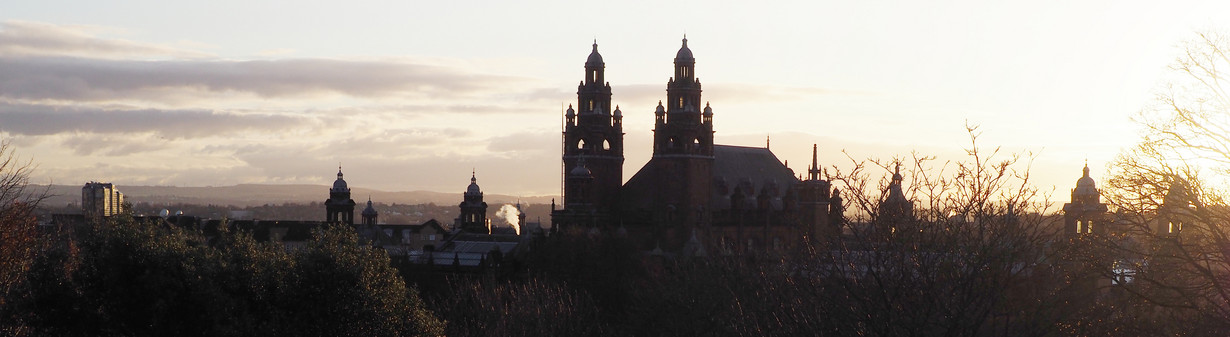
[1,216,444,336]
[1103,31,1230,335]
[808,125,1076,337]
[0,140,45,312]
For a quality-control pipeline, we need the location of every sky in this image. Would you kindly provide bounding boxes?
[1,0,1227,199]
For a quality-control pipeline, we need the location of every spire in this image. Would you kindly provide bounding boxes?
[809,144,820,181]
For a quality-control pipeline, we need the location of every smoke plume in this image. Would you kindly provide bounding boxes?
[494,204,520,235]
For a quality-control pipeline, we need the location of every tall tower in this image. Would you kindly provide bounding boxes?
[325,167,356,225]
[82,182,125,217]
[648,36,714,228]
[1063,164,1108,236]
[457,171,489,234]
[361,197,378,227]
[561,41,624,226]
[796,145,834,242]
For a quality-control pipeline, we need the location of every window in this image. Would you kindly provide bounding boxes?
[678,97,684,108]
[429,234,437,241]
[577,139,586,150]
[589,100,594,110]
[602,139,611,150]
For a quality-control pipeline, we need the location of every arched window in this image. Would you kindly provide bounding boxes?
[602,139,611,150]
[678,97,684,108]
[577,139,586,150]
[589,100,594,111]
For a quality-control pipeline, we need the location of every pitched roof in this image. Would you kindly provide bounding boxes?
[711,145,797,192]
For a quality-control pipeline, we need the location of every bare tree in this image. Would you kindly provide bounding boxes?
[1102,31,1230,335]
[803,125,1073,337]
[0,139,47,308]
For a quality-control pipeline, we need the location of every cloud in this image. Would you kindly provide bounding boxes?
[61,133,169,156]
[0,102,309,138]
[0,56,528,102]
[0,20,209,59]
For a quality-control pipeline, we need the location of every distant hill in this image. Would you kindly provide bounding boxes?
[37,184,557,208]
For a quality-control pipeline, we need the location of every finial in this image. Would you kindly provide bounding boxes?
[766,135,770,149]
[682,34,688,47]
[592,39,598,51]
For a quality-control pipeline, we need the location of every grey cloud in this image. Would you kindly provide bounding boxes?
[0,21,208,58]
[330,104,540,118]
[0,102,309,138]
[61,134,167,156]
[0,56,525,102]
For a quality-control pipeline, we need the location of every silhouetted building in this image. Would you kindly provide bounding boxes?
[456,171,490,234]
[876,165,914,237]
[1063,164,1109,236]
[324,167,356,225]
[551,38,841,254]
[362,197,378,226]
[1157,177,1195,238]
[82,182,125,217]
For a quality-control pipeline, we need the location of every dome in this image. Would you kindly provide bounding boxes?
[703,102,713,116]
[675,37,694,61]
[655,101,666,115]
[466,172,481,195]
[586,41,604,66]
[362,198,377,216]
[1074,165,1097,196]
[613,105,622,117]
[332,168,348,191]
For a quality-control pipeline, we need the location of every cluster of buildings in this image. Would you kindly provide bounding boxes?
[60,38,1205,280]
[72,168,539,272]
